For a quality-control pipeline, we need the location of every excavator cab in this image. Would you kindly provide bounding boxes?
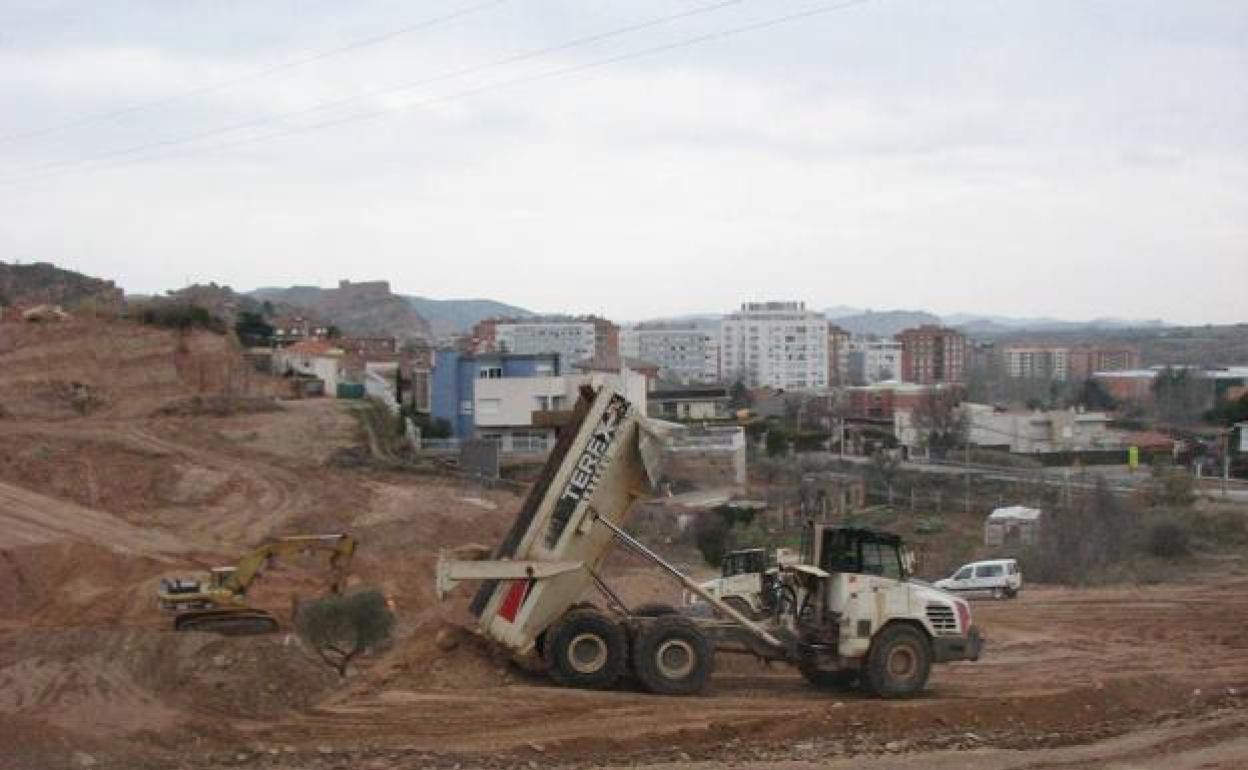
[208,567,237,590]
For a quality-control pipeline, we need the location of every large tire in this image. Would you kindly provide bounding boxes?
[632,603,679,618]
[863,623,931,698]
[632,615,713,696]
[798,658,858,690]
[543,609,627,690]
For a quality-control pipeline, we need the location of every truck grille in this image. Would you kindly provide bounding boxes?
[926,603,958,634]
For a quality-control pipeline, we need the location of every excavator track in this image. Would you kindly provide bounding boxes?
[173,608,280,636]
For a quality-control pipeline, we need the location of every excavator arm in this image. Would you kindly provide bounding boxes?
[221,534,356,597]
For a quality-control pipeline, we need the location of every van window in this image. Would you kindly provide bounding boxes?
[976,564,1004,578]
[954,567,972,580]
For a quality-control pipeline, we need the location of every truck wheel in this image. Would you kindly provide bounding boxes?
[544,609,627,690]
[798,659,858,690]
[632,615,713,696]
[632,603,679,617]
[864,624,931,698]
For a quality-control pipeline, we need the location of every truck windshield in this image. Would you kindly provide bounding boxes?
[861,541,903,580]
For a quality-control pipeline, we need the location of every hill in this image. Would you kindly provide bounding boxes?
[0,261,124,310]
[250,281,431,340]
[827,309,941,336]
[403,296,533,338]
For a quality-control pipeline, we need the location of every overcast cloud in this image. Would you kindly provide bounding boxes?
[0,0,1244,323]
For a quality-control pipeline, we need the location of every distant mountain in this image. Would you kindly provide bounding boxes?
[0,261,124,310]
[827,309,941,337]
[403,296,533,338]
[251,281,431,340]
[948,313,1168,335]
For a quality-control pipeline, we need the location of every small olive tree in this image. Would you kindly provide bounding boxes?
[296,588,395,678]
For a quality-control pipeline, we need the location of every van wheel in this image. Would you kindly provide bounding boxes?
[1004,587,1018,599]
[544,609,627,690]
[633,615,713,696]
[864,624,931,698]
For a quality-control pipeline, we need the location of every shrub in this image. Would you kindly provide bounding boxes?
[1148,521,1190,558]
[136,302,226,332]
[296,588,395,677]
[693,513,730,568]
[765,429,790,457]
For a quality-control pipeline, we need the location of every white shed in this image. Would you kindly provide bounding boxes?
[984,505,1043,547]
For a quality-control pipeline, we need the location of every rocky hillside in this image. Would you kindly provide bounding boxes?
[403,296,533,338]
[0,261,124,310]
[251,281,431,340]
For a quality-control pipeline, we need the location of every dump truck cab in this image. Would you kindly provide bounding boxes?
[787,525,983,695]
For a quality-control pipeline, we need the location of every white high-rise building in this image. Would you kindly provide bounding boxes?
[619,324,720,384]
[848,340,903,384]
[720,301,829,390]
[494,321,597,366]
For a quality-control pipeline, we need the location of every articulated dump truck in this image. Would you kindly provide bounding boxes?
[437,386,983,697]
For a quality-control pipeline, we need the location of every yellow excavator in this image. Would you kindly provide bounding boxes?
[157,534,357,635]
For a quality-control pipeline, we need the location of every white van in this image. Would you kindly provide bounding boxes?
[935,558,1021,599]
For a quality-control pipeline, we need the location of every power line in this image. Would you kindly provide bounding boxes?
[0,0,509,146]
[8,0,753,181]
[5,0,876,186]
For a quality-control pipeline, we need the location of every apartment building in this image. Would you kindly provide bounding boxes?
[471,315,618,366]
[1004,345,1070,380]
[429,350,647,452]
[896,325,966,384]
[1003,344,1142,382]
[720,301,829,390]
[827,324,852,385]
[619,323,719,384]
[847,339,903,384]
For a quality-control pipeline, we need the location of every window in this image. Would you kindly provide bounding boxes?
[976,564,1004,578]
[479,366,502,379]
[861,542,902,580]
[954,567,973,580]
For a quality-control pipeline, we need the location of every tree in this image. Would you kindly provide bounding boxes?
[1206,393,1248,426]
[765,427,790,457]
[233,311,274,347]
[729,380,752,411]
[1152,367,1212,425]
[296,589,395,678]
[910,389,967,458]
[1071,378,1117,411]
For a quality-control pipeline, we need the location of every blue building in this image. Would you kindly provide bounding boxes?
[430,350,561,439]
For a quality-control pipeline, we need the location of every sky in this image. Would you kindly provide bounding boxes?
[0,0,1245,324]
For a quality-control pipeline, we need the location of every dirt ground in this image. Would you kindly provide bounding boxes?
[2,319,1247,770]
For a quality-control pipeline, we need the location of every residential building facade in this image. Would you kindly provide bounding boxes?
[619,324,720,384]
[472,315,619,365]
[429,350,647,453]
[1004,345,1070,381]
[896,325,966,384]
[720,301,829,390]
[647,386,731,422]
[827,324,852,385]
[847,339,903,384]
